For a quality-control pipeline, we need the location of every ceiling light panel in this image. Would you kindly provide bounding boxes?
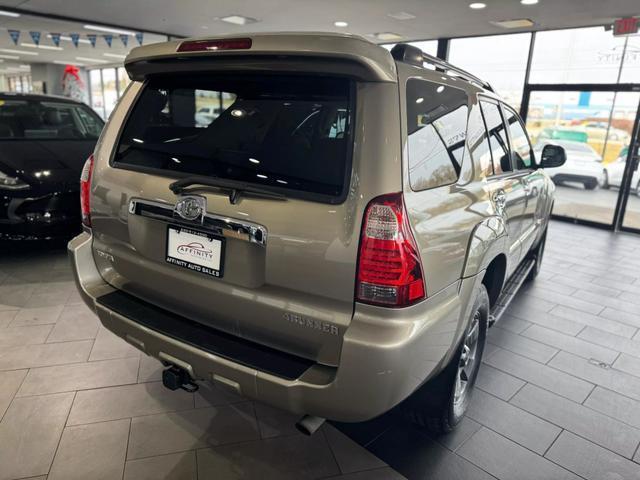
[84,24,135,36]
[491,18,535,28]
[388,12,416,20]
[220,15,258,25]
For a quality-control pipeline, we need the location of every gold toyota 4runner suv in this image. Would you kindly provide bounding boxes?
[69,33,565,435]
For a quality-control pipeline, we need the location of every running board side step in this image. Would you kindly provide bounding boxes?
[488,258,535,327]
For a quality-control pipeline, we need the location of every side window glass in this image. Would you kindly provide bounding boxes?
[480,101,512,175]
[504,106,533,169]
[406,79,469,191]
[467,104,494,178]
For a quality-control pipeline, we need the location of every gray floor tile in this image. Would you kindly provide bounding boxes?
[48,419,129,480]
[549,305,637,338]
[431,417,483,452]
[466,389,561,455]
[196,433,341,480]
[572,290,638,315]
[138,354,163,383]
[194,381,246,408]
[89,327,141,361]
[0,324,52,347]
[323,424,386,474]
[549,275,622,298]
[254,402,300,439]
[487,326,558,363]
[457,427,580,480]
[322,467,406,480]
[366,426,495,480]
[584,386,640,430]
[511,383,640,458]
[485,347,594,403]
[124,451,197,480]
[0,369,27,419]
[600,307,640,330]
[578,326,640,359]
[613,353,640,378]
[67,381,194,426]
[546,431,640,480]
[549,351,640,402]
[524,287,604,315]
[24,291,70,308]
[504,306,584,336]
[46,304,101,343]
[493,314,532,334]
[17,356,139,396]
[0,392,74,480]
[0,310,18,327]
[0,339,92,371]
[521,324,619,363]
[127,402,260,459]
[10,305,63,327]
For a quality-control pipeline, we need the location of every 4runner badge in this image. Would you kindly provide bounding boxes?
[174,195,206,223]
[284,312,339,336]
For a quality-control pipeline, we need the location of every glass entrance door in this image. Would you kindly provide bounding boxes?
[524,89,640,227]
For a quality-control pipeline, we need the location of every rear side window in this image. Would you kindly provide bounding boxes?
[503,106,533,169]
[480,101,512,175]
[0,99,103,140]
[406,79,468,191]
[114,75,354,203]
[467,105,494,178]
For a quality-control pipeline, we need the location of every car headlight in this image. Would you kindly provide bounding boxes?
[0,169,29,190]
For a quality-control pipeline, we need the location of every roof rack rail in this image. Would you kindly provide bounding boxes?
[389,43,494,92]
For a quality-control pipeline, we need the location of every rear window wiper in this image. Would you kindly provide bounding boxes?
[169,175,286,204]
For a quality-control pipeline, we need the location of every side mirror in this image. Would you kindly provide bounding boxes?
[539,144,566,169]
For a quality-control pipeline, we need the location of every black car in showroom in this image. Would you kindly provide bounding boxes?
[0,92,104,240]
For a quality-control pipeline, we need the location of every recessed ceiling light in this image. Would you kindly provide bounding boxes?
[0,48,38,56]
[220,15,258,25]
[0,54,19,60]
[53,60,86,66]
[84,24,135,36]
[0,10,20,17]
[21,43,63,51]
[76,56,108,63]
[469,3,487,9]
[249,158,260,164]
[491,18,535,28]
[521,0,538,4]
[103,53,127,59]
[372,32,404,41]
[334,21,349,27]
[387,11,416,20]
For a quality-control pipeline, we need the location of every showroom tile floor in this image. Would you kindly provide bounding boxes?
[1,220,640,480]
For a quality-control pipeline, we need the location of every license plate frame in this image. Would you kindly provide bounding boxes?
[165,225,225,278]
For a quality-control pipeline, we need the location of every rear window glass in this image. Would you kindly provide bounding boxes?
[0,99,104,140]
[114,75,354,203]
[406,79,468,191]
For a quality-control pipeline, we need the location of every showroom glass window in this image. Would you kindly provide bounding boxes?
[480,100,512,175]
[448,33,531,111]
[529,27,628,84]
[406,78,469,190]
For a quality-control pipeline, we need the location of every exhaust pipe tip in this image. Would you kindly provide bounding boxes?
[295,415,326,436]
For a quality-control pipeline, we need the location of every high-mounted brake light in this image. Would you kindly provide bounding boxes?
[80,154,94,228]
[177,38,252,52]
[356,193,426,307]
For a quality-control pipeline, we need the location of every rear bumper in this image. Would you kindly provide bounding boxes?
[69,232,479,422]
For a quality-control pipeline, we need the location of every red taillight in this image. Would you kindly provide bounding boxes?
[356,193,426,307]
[177,38,252,52]
[80,154,94,227]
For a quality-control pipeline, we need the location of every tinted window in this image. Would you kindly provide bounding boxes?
[480,101,512,175]
[504,106,533,169]
[406,79,468,191]
[467,105,494,178]
[114,75,353,202]
[0,98,103,140]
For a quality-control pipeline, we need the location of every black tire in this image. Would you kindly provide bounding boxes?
[403,284,489,434]
[584,179,598,190]
[525,228,547,282]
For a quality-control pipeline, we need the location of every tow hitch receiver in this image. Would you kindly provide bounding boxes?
[162,366,199,393]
